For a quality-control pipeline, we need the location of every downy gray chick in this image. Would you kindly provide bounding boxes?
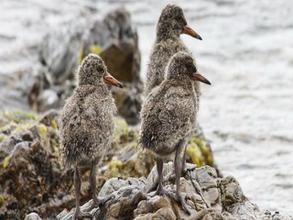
[140,51,210,214]
[145,4,202,95]
[59,54,123,219]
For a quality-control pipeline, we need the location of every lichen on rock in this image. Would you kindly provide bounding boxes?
[0,110,216,219]
[48,162,292,220]
[186,125,215,168]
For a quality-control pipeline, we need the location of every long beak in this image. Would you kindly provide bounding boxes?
[192,73,211,85]
[103,73,123,88]
[182,25,202,40]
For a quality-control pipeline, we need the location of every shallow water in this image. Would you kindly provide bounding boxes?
[98,0,293,214]
[1,0,293,214]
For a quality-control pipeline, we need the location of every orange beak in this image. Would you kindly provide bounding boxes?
[182,25,202,40]
[103,73,123,88]
[192,73,211,85]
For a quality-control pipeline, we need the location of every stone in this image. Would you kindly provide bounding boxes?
[24,212,42,220]
[0,110,217,219]
[29,7,143,125]
[52,163,293,220]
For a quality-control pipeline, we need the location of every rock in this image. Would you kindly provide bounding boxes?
[29,7,143,125]
[81,8,143,125]
[0,110,215,219]
[186,127,215,169]
[0,110,70,219]
[219,176,261,220]
[39,109,59,127]
[39,21,85,85]
[52,163,292,220]
[1,110,290,220]
[112,82,142,125]
[24,212,42,220]
[83,8,141,83]
[0,111,38,160]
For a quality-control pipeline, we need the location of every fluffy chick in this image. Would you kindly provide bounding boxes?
[140,51,210,214]
[59,54,123,219]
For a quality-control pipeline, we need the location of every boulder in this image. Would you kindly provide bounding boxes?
[0,110,215,219]
[49,163,292,220]
[28,8,142,125]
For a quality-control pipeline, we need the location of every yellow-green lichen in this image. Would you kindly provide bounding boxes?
[3,111,37,123]
[11,122,33,135]
[89,44,102,55]
[49,132,60,156]
[107,159,124,176]
[186,144,204,166]
[0,194,8,207]
[196,138,213,166]
[37,124,51,152]
[0,155,12,169]
[37,124,47,138]
[186,133,214,167]
[79,44,102,63]
[0,117,8,129]
[0,134,7,142]
[0,121,34,140]
[50,119,58,129]
[0,111,38,143]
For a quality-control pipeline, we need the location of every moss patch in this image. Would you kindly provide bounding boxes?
[186,133,214,167]
[89,44,102,55]
[2,111,37,123]
[0,155,12,169]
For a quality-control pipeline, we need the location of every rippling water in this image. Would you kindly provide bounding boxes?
[1,0,293,214]
[98,0,293,214]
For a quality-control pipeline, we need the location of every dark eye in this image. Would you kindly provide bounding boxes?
[192,64,197,73]
[97,66,104,72]
[187,63,196,73]
[182,17,187,26]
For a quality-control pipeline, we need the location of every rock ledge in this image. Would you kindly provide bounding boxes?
[27,163,292,220]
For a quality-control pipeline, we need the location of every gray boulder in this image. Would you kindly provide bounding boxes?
[28,8,142,125]
[47,163,292,220]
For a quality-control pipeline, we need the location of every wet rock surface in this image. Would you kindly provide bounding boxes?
[0,110,214,219]
[36,163,292,220]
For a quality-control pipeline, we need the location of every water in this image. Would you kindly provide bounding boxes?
[1,0,293,214]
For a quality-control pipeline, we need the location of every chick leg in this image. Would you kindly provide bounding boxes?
[174,145,192,215]
[89,163,99,205]
[73,166,92,220]
[182,146,210,208]
[155,157,170,196]
[155,157,164,194]
[181,146,187,174]
[162,146,187,185]
[86,162,112,211]
[145,157,169,194]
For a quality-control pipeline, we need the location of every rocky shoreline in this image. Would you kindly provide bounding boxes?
[0,110,291,219]
[0,110,215,219]
[26,162,291,220]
